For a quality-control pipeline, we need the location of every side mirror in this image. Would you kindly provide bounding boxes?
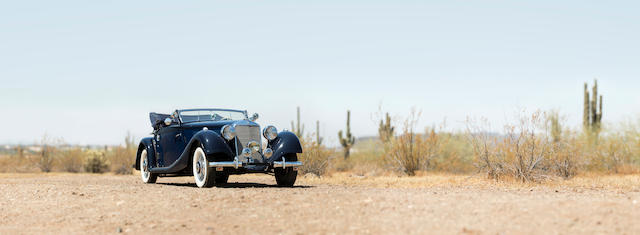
[164,118,173,126]
[249,113,259,122]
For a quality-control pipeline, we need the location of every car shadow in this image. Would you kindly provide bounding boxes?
[156,182,313,189]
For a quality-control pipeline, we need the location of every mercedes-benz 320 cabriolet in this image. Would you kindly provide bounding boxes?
[133,109,303,188]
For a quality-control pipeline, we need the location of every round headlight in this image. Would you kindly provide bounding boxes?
[263,125,278,141]
[241,148,252,157]
[221,125,236,140]
[248,141,261,153]
[263,148,273,158]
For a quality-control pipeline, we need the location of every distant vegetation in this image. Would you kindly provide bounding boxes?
[295,79,639,182]
[1,80,638,182]
[0,133,136,175]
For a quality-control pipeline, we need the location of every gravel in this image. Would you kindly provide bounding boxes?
[0,174,638,234]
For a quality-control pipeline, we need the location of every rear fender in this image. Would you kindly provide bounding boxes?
[134,137,155,170]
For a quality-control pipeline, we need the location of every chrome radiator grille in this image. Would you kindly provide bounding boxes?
[235,125,263,162]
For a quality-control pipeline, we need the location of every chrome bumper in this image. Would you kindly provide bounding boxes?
[208,157,242,169]
[208,156,303,169]
[273,156,303,168]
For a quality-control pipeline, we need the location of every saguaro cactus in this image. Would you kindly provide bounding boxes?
[548,111,561,143]
[583,80,603,136]
[14,145,24,159]
[338,110,356,159]
[378,112,394,143]
[290,106,304,138]
[315,120,323,145]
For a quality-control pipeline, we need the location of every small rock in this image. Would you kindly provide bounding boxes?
[633,200,638,205]
[116,201,125,206]
[116,227,123,233]
[71,192,77,195]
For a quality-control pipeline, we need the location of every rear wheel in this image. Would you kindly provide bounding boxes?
[274,153,298,187]
[140,149,157,184]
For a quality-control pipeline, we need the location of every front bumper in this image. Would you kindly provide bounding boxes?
[208,156,303,170]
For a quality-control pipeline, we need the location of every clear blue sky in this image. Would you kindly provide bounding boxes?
[1,1,639,146]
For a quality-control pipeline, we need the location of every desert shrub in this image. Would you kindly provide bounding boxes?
[589,135,634,174]
[298,137,332,176]
[109,147,134,174]
[385,111,444,176]
[37,145,55,173]
[108,133,136,175]
[58,148,84,173]
[84,150,109,173]
[467,112,556,182]
[548,136,580,179]
[33,135,63,173]
[0,146,37,173]
[427,132,475,174]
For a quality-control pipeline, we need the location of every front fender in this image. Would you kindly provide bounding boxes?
[189,130,235,158]
[267,131,303,163]
[134,137,155,170]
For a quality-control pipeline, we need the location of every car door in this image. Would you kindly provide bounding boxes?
[157,122,186,167]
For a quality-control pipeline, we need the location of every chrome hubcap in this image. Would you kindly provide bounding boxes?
[142,157,149,179]
[195,152,205,181]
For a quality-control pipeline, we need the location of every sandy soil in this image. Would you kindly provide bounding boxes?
[1,173,639,234]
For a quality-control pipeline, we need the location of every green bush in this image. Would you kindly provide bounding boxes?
[84,150,109,173]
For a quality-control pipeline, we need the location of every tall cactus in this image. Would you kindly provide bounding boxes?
[583,79,603,136]
[548,111,561,143]
[14,145,24,159]
[290,106,304,138]
[378,112,394,143]
[338,110,356,159]
[315,120,323,145]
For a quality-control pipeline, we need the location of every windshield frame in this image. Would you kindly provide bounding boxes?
[176,109,248,124]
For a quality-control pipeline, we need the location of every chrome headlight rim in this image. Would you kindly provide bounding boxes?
[221,125,236,140]
[263,125,278,141]
[263,148,273,158]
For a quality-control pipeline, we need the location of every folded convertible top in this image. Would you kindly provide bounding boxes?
[149,112,171,130]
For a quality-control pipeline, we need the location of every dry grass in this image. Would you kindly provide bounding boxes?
[58,148,84,173]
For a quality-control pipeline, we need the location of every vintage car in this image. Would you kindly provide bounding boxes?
[133,108,303,188]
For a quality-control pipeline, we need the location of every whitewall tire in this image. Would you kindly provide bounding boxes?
[140,149,157,183]
[193,147,215,188]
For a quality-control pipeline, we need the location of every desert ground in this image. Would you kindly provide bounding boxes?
[1,173,639,234]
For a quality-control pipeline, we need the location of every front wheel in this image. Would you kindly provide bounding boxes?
[274,153,298,187]
[193,147,230,187]
[193,147,216,188]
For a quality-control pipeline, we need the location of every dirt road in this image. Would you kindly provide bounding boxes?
[1,173,639,234]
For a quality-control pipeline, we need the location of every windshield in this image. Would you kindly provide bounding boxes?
[178,109,247,123]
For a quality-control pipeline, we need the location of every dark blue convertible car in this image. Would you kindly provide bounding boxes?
[133,108,303,188]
